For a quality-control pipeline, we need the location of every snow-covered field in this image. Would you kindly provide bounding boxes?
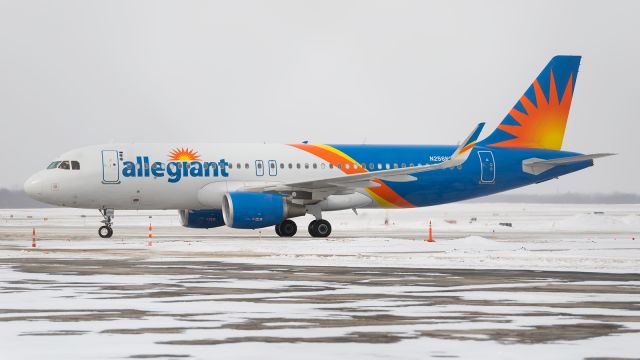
[1,203,638,273]
[0,203,639,359]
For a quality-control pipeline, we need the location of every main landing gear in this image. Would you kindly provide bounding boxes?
[275,219,297,237]
[308,219,332,237]
[274,218,332,238]
[98,208,114,238]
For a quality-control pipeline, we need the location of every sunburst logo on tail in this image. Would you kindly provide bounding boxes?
[491,70,574,150]
[168,147,201,161]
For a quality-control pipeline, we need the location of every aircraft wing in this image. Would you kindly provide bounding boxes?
[249,123,485,194]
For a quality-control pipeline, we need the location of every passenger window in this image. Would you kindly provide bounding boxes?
[296,163,301,169]
[47,161,60,169]
[377,163,382,170]
[245,163,249,169]
[362,163,367,170]
[401,163,406,168]
[329,164,333,169]
[321,163,326,169]
[386,163,390,169]
[312,163,317,169]
[280,163,284,169]
[271,162,276,169]
[257,162,262,169]
[337,164,342,169]
[369,162,374,169]
[228,163,233,169]
[410,163,414,167]
[237,163,241,169]
[393,163,398,169]
[305,163,309,169]
[71,161,80,170]
[345,164,350,170]
[58,161,70,170]
[288,163,293,169]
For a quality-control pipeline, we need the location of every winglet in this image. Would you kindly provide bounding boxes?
[451,122,485,162]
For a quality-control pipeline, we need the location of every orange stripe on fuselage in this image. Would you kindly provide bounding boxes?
[288,144,415,208]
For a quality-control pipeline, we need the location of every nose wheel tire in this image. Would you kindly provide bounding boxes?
[98,226,113,238]
[308,219,331,237]
[276,219,297,237]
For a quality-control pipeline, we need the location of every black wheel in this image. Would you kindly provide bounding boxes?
[98,226,113,238]
[308,220,331,237]
[308,220,318,237]
[274,224,282,236]
[279,219,297,237]
[314,219,331,237]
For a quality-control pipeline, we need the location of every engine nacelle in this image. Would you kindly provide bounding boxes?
[179,209,226,228]
[222,192,305,229]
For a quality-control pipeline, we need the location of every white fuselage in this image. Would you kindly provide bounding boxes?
[24,143,380,211]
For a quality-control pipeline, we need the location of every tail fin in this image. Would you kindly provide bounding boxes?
[479,55,581,150]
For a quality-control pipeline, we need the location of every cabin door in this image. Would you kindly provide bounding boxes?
[101,150,120,184]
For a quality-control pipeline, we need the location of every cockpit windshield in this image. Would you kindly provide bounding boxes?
[46,160,81,170]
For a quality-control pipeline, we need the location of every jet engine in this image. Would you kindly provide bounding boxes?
[178,209,226,228]
[222,192,305,229]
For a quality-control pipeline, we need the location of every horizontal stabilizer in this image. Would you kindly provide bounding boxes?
[523,153,615,175]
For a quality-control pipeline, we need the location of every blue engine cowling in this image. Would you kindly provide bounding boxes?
[222,192,292,229]
[179,209,226,228]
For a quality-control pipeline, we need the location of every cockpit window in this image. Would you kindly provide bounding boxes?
[58,161,70,170]
[47,161,61,169]
[71,161,80,170]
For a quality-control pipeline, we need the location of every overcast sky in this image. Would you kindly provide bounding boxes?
[1,0,638,194]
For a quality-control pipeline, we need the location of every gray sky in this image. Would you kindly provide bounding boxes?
[1,0,638,194]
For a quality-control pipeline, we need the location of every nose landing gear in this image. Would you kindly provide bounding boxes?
[98,225,113,238]
[98,208,114,238]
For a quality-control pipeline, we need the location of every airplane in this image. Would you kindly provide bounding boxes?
[24,55,613,239]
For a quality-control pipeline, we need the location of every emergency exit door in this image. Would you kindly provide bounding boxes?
[478,150,495,184]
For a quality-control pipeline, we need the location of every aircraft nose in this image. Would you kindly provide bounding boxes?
[24,173,44,199]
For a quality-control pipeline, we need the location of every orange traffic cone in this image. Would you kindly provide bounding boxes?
[427,220,434,242]
[147,223,153,247]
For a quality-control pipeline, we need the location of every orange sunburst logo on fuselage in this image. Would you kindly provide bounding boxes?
[168,147,201,161]
[492,71,573,150]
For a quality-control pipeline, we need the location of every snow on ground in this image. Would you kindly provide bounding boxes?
[0,203,639,359]
[1,203,638,273]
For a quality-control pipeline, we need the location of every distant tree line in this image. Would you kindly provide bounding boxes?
[468,192,640,204]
